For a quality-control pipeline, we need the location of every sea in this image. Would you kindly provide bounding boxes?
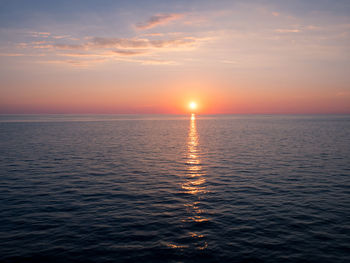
[0,114,349,263]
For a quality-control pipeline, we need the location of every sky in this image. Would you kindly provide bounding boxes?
[0,0,349,114]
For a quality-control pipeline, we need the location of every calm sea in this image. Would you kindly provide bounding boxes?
[0,114,349,263]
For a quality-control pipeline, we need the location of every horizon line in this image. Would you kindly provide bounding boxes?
[1,112,349,115]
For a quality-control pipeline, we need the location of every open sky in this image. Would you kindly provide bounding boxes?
[0,0,349,114]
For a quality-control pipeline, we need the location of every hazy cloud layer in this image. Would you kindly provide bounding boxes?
[22,33,204,66]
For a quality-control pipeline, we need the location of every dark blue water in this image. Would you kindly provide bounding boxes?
[1,115,349,263]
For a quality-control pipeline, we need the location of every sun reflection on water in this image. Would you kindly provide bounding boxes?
[183,114,207,194]
[182,113,209,250]
[159,114,210,251]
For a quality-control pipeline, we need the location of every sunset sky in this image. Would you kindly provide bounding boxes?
[1,0,349,114]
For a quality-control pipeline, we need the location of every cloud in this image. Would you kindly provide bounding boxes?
[136,13,184,30]
[118,58,178,65]
[91,37,150,48]
[112,49,148,56]
[29,35,201,61]
[275,29,301,33]
[39,58,107,67]
[52,35,71,39]
[43,37,198,52]
[40,55,177,68]
[29,34,200,67]
[57,50,148,58]
[150,37,196,48]
[91,36,197,49]
[138,59,177,65]
[31,41,49,45]
[30,31,51,37]
[142,33,164,37]
[28,32,73,40]
[58,53,105,58]
[54,44,86,50]
[16,16,210,67]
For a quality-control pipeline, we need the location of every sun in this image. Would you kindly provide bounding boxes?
[189,101,197,111]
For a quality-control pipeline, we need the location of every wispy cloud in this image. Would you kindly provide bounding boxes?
[30,31,51,37]
[275,29,301,33]
[136,13,184,30]
[92,36,197,49]
[121,58,178,65]
[39,58,107,67]
[28,31,73,40]
[139,60,175,65]
[142,33,164,37]
[112,49,148,56]
[25,34,206,67]
[54,44,86,50]
[57,49,148,58]
[91,37,148,48]
[42,36,199,52]
[40,56,176,67]
[52,35,71,39]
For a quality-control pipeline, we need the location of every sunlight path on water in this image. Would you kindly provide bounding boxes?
[183,114,209,250]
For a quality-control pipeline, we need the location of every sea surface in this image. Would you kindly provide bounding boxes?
[0,114,349,263]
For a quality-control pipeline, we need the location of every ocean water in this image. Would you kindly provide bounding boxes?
[0,114,349,263]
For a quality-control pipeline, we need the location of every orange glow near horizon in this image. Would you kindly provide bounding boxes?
[1,83,349,114]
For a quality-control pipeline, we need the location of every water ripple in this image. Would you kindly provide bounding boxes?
[0,115,349,262]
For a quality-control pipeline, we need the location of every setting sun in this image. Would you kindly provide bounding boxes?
[189,102,197,111]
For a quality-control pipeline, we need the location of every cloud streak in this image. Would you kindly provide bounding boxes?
[91,36,197,49]
[136,13,183,30]
[31,35,200,54]
[26,34,205,67]
[275,29,301,33]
